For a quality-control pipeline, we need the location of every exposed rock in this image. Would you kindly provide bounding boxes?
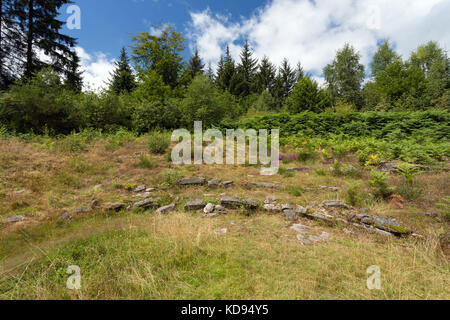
[4,215,27,224]
[135,192,151,199]
[220,196,242,209]
[282,204,294,211]
[222,181,234,188]
[242,199,259,209]
[319,186,339,192]
[133,185,146,193]
[322,200,348,209]
[214,228,228,235]
[356,214,412,236]
[248,182,285,189]
[291,224,311,235]
[305,212,334,223]
[214,205,227,214]
[208,179,221,187]
[133,198,160,209]
[12,189,26,195]
[156,204,176,215]
[91,199,99,208]
[424,212,438,218]
[263,204,282,213]
[105,203,126,212]
[59,212,72,222]
[204,203,215,214]
[284,210,296,222]
[295,206,307,215]
[179,177,206,186]
[74,207,89,214]
[146,188,156,193]
[264,196,278,204]
[184,199,205,211]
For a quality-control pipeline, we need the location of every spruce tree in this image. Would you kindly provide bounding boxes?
[295,62,305,82]
[235,40,258,97]
[256,56,276,93]
[64,50,83,92]
[280,58,296,100]
[188,48,204,79]
[14,0,77,79]
[216,45,235,92]
[109,47,136,94]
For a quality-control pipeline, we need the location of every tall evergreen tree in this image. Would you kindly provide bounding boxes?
[295,62,305,82]
[109,47,136,94]
[14,0,77,79]
[279,58,296,100]
[216,45,235,92]
[234,40,258,97]
[207,61,214,81]
[64,50,83,92]
[256,56,276,93]
[188,48,204,79]
[323,44,365,107]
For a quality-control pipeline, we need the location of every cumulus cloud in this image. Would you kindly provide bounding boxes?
[187,0,450,79]
[75,47,116,91]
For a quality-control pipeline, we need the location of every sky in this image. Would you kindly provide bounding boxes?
[60,0,450,90]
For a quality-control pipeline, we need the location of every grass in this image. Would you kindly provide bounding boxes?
[0,134,449,300]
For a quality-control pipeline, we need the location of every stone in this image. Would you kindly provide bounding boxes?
[135,192,151,199]
[156,204,176,215]
[319,186,339,192]
[59,212,72,222]
[74,207,89,214]
[284,210,296,222]
[133,185,146,193]
[204,203,215,214]
[295,206,307,215]
[291,224,311,235]
[220,196,242,209]
[133,198,160,209]
[424,212,438,218]
[105,203,126,212]
[249,182,285,189]
[91,199,99,208]
[13,190,26,195]
[208,179,221,187]
[214,205,227,214]
[179,177,206,186]
[282,204,294,211]
[242,199,259,209]
[306,212,334,223]
[214,228,228,235]
[4,215,27,223]
[322,200,348,208]
[184,199,205,211]
[356,214,412,236]
[263,204,282,213]
[222,181,234,188]
[264,196,278,204]
[146,188,156,192]
[296,234,312,245]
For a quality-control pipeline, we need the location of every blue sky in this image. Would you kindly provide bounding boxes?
[60,0,450,90]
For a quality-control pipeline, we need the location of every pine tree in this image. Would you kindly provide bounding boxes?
[188,48,204,79]
[216,45,235,92]
[64,50,83,92]
[234,40,258,97]
[256,56,276,93]
[207,61,214,81]
[14,0,77,79]
[280,58,296,100]
[109,47,136,94]
[295,62,305,82]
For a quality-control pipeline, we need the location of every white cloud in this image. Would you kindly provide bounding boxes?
[187,0,450,78]
[75,47,116,91]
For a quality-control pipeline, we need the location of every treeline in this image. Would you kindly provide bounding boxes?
[0,1,449,135]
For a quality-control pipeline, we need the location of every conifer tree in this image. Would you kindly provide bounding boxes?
[188,48,204,79]
[109,47,136,94]
[256,56,276,93]
[64,50,83,92]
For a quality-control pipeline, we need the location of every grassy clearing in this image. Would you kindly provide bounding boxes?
[0,134,449,300]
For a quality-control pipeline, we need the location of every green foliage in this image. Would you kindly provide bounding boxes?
[134,155,157,169]
[285,77,330,113]
[345,181,362,206]
[109,47,136,94]
[397,164,422,185]
[369,170,395,199]
[147,131,170,154]
[436,196,450,221]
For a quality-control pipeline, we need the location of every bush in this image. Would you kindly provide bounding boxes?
[147,131,170,154]
[369,170,395,199]
[134,155,157,169]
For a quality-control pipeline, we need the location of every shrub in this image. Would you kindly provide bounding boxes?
[147,131,170,154]
[134,155,157,169]
[346,181,362,206]
[369,170,395,199]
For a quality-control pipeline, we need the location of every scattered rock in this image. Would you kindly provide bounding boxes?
[263,204,282,213]
[306,212,334,223]
[248,182,285,189]
[282,204,294,211]
[214,205,227,214]
[287,167,310,172]
[59,212,72,222]
[74,207,89,214]
[264,196,278,204]
[214,228,228,235]
[12,190,26,195]
[204,203,215,214]
[319,186,339,192]
[291,224,311,234]
[322,200,348,208]
[222,181,234,188]
[133,185,146,193]
[133,198,160,209]
[284,210,296,222]
[91,199,99,208]
[105,203,126,212]
[208,179,221,187]
[424,212,438,218]
[156,204,176,215]
[4,215,27,224]
[135,192,151,199]
[146,188,155,193]
[356,214,412,236]
[220,196,242,209]
[184,199,205,211]
[295,206,307,215]
[179,177,206,186]
[242,199,259,209]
